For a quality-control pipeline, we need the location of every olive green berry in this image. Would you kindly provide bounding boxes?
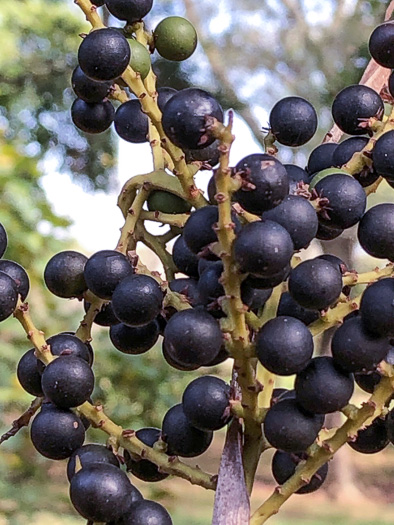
[154,16,197,62]
[129,39,151,79]
[147,191,192,214]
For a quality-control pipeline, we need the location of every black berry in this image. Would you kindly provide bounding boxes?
[84,250,134,300]
[124,428,169,482]
[358,203,394,260]
[0,260,30,301]
[17,349,43,397]
[272,451,328,494]
[71,66,112,103]
[67,443,120,482]
[44,250,87,298]
[269,97,317,147]
[109,319,160,354]
[114,100,149,143]
[360,278,394,337]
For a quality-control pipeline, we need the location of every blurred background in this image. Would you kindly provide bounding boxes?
[0,0,394,523]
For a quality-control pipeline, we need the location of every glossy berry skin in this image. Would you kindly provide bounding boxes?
[112,274,163,327]
[288,258,343,310]
[84,250,134,300]
[295,356,354,414]
[316,254,347,274]
[284,164,309,194]
[256,316,313,376]
[331,317,390,372]
[67,444,120,482]
[70,463,133,522]
[269,97,317,147]
[147,191,191,214]
[307,143,337,175]
[234,220,294,277]
[0,271,18,321]
[163,309,222,367]
[241,281,272,311]
[315,174,366,229]
[369,22,394,68]
[186,140,220,168]
[118,500,173,525]
[17,349,43,397]
[234,154,289,214]
[0,223,7,258]
[358,203,394,260]
[71,98,114,134]
[348,417,389,454]
[30,406,85,460]
[106,0,153,22]
[372,129,394,178]
[0,260,29,301]
[71,66,112,103]
[124,428,169,482]
[37,333,92,374]
[277,292,319,326]
[78,28,131,81]
[44,251,87,298]
[41,356,94,408]
[154,17,197,62]
[272,451,328,494]
[197,262,224,305]
[162,342,200,371]
[128,39,151,80]
[360,278,394,337]
[162,404,213,457]
[169,278,201,306]
[183,206,226,255]
[162,88,224,150]
[109,320,160,354]
[332,85,384,135]
[263,399,324,453]
[182,376,231,431]
[246,265,290,290]
[84,300,120,326]
[157,87,177,112]
[172,235,199,278]
[354,370,382,393]
[316,222,343,241]
[114,100,149,143]
[262,195,318,250]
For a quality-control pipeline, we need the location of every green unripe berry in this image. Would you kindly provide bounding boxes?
[154,16,197,62]
[309,168,351,190]
[147,191,192,214]
[129,39,151,79]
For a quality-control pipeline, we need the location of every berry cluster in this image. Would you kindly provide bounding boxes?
[3,2,394,525]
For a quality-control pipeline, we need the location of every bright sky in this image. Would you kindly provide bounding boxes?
[41,112,265,255]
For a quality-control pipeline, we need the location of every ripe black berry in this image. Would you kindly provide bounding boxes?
[284,164,309,194]
[316,254,347,274]
[358,203,394,260]
[0,223,7,258]
[277,292,319,326]
[119,500,173,525]
[112,274,163,326]
[272,451,328,494]
[348,416,389,454]
[333,137,379,187]
[157,87,177,112]
[183,205,222,255]
[67,444,120,482]
[295,356,354,414]
[354,370,382,393]
[256,316,313,376]
[163,309,222,366]
[78,28,131,81]
[288,258,343,310]
[316,222,343,241]
[269,96,317,147]
[69,463,133,522]
[30,406,85,459]
[0,271,18,321]
[106,0,153,22]
[185,140,220,168]
[162,404,213,457]
[197,261,224,305]
[17,349,43,397]
[332,85,384,135]
[263,399,324,452]
[360,278,394,337]
[246,265,290,290]
[44,250,87,298]
[162,342,200,371]
[234,220,294,277]
[154,17,197,62]
[331,316,390,372]
[162,88,223,149]
[84,250,134,300]
[0,260,29,301]
[109,319,160,354]
[315,174,366,229]
[169,278,201,306]
[241,281,272,311]
[262,195,318,250]
[47,333,92,364]
[71,66,112,103]
[172,235,199,278]
[83,300,120,326]
[114,100,149,143]
[71,98,114,134]
[307,143,337,175]
[182,376,231,431]
[372,129,394,177]
[369,22,394,68]
[41,356,94,408]
[124,428,169,482]
[234,154,289,214]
